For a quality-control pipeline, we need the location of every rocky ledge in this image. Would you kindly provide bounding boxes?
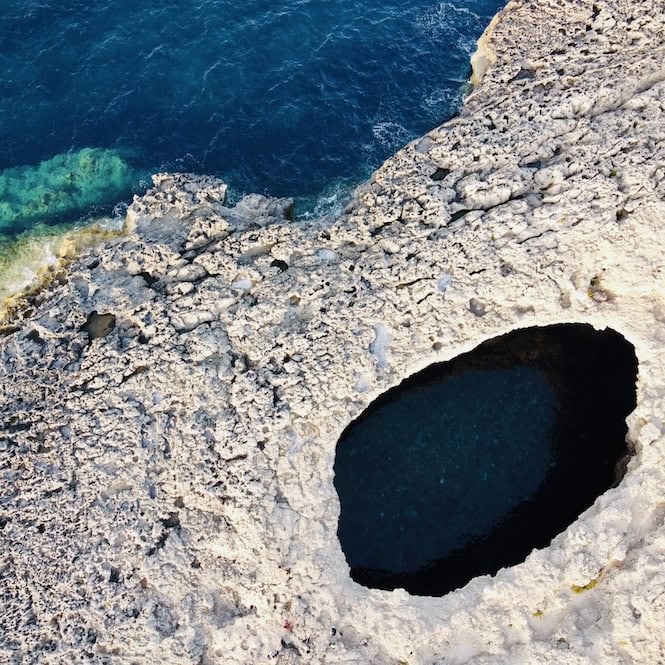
[2,1,665,663]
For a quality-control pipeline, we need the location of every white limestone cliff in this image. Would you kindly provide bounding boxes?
[1,1,665,663]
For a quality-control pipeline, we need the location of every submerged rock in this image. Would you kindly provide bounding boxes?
[1,1,665,664]
[0,147,136,233]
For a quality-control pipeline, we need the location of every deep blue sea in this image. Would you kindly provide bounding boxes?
[0,0,505,293]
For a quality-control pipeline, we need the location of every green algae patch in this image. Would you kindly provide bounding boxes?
[0,148,135,233]
[571,574,602,594]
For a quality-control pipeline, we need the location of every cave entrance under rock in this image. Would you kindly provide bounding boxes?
[333,324,638,597]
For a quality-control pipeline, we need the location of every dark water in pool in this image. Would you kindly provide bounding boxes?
[335,325,638,596]
[335,366,556,574]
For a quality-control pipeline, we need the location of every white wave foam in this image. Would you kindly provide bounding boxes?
[371,121,413,151]
[0,232,62,303]
[0,214,122,316]
[424,86,460,112]
[297,176,360,221]
[418,1,481,48]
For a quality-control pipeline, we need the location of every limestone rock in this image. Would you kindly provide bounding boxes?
[2,1,665,663]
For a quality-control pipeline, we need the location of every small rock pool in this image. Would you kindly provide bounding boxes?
[333,324,638,596]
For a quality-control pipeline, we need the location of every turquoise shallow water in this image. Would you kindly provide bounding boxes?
[0,0,505,252]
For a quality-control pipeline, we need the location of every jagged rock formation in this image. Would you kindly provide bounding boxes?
[1,1,665,663]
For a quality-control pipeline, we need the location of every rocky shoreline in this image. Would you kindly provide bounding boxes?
[2,1,665,663]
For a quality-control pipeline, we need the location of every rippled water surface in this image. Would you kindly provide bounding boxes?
[335,366,555,574]
[0,0,505,287]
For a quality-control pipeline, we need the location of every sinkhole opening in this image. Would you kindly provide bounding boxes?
[333,324,638,597]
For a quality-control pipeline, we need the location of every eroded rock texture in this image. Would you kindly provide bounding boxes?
[1,1,665,663]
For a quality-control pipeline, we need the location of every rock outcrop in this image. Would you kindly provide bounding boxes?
[1,1,665,663]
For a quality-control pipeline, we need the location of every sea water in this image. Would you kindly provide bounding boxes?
[334,324,638,596]
[0,0,505,294]
[334,366,556,574]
